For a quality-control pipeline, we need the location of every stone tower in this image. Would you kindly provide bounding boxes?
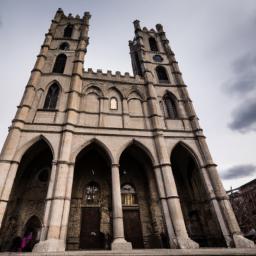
[0,9,254,253]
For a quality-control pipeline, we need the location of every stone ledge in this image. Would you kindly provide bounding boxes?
[1,248,256,256]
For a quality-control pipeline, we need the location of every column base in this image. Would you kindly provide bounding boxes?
[177,236,199,249]
[233,234,255,248]
[111,238,132,250]
[33,239,65,252]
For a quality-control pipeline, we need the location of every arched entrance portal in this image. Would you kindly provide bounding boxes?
[66,143,112,250]
[171,143,225,247]
[0,139,52,252]
[119,143,167,249]
[22,215,42,252]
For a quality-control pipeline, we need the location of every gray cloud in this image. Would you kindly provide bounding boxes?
[221,164,256,180]
[229,96,256,132]
[225,52,256,95]
[223,14,256,132]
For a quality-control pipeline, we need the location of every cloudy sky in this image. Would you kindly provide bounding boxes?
[0,0,256,190]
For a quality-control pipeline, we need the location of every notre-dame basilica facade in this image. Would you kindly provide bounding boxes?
[0,8,254,253]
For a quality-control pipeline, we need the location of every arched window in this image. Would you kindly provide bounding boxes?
[156,66,169,83]
[149,37,158,51]
[110,97,118,110]
[134,52,142,76]
[52,54,66,73]
[64,24,73,38]
[43,83,60,110]
[59,42,69,50]
[85,182,100,205]
[121,184,137,206]
[23,216,41,251]
[163,93,178,119]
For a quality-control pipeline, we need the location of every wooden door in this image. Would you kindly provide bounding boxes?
[80,207,104,249]
[123,209,144,248]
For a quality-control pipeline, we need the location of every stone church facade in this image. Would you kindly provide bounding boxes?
[0,9,254,252]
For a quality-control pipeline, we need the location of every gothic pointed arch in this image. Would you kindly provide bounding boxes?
[127,91,144,116]
[127,89,144,101]
[156,66,169,83]
[119,140,167,248]
[170,142,225,247]
[59,42,70,50]
[149,37,158,51]
[0,139,53,251]
[171,141,202,167]
[82,86,103,113]
[108,87,123,111]
[163,91,178,119]
[84,85,104,98]
[64,24,73,38]
[118,139,155,166]
[67,139,112,250]
[108,86,123,100]
[22,215,42,251]
[52,54,67,73]
[72,138,114,164]
[43,83,60,110]
[14,135,54,163]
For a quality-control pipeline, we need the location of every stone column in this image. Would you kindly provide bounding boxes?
[60,164,75,240]
[199,137,255,248]
[0,162,19,228]
[153,166,177,248]
[98,97,105,127]
[40,161,57,241]
[111,164,132,250]
[199,166,232,247]
[122,98,129,128]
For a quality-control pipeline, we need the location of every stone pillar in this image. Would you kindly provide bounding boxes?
[98,97,105,127]
[163,166,198,249]
[153,166,177,248]
[60,164,75,240]
[199,166,232,247]
[40,161,57,241]
[0,162,19,228]
[111,164,132,250]
[122,98,129,128]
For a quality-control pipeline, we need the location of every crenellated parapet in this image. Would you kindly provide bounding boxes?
[83,68,145,84]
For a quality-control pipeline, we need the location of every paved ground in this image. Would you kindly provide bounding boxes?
[1,249,256,256]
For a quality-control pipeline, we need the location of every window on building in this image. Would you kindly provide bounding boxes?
[85,182,100,205]
[149,37,158,51]
[110,97,118,110]
[121,184,137,206]
[156,66,169,83]
[59,42,69,50]
[52,54,67,73]
[43,83,60,110]
[64,24,73,38]
[163,93,178,119]
[134,52,142,76]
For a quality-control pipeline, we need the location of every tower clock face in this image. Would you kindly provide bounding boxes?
[153,54,163,62]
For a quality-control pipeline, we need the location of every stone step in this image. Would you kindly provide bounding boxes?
[1,249,256,256]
